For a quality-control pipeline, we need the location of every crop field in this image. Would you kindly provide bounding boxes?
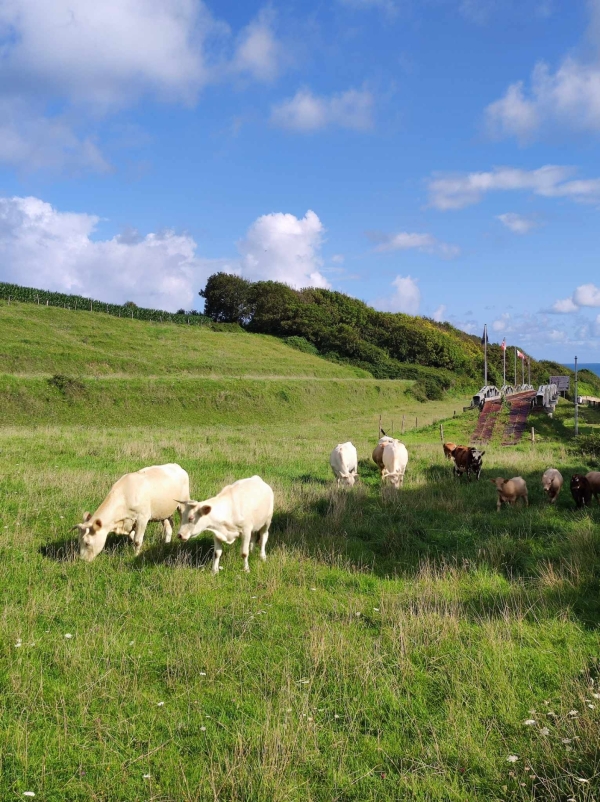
[1,306,600,801]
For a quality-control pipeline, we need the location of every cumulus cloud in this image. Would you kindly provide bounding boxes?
[432,304,447,322]
[550,297,579,314]
[573,282,600,307]
[485,1,600,141]
[0,195,232,310]
[271,87,374,132]
[376,275,421,315]
[548,283,600,314]
[0,1,283,172]
[367,230,460,258]
[492,312,510,331]
[496,212,540,234]
[238,210,330,288]
[231,9,282,83]
[428,165,600,210]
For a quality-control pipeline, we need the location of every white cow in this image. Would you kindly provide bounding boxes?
[329,442,359,487]
[75,463,190,562]
[177,475,274,574]
[381,440,409,489]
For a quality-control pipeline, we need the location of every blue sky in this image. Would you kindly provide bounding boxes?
[1,0,600,360]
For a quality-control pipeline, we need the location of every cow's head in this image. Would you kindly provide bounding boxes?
[470,448,485,478]
[382,469,400,489]
[490,477,506,491]
[74,512,110,562]
[570,474,587,492]
[177,501,212,542]
[340,472,358,487]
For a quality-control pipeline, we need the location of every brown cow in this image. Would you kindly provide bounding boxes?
[452,445,485,481]
[443,442,457,460]
[586,471,600,504]
[571,474,592,508]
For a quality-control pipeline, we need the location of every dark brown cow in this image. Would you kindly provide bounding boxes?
[452,445,485,481]
[571,474,592,508]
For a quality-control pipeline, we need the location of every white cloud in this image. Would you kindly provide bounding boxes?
[0,195,227,310]
[492,313,510,332]
[551,297,579,314]
[548,283,600,314]
[237,210,330,289]
[485,1,600,141]
[428,165,600,210]
[231,9,282,83]
[573,283,600,307]
[0,1,283,172]
[0,99,110,174]
[271,87,374,132]
[496,212,540,234]
[368,230,460,258]
[432,304,447,322]
[376,275,421,314]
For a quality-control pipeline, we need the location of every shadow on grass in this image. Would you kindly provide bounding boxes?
[135,536,214,569]
[39,531,137,563]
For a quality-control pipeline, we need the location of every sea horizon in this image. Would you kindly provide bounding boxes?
[563,363,600,377]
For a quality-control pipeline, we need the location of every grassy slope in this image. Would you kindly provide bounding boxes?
[0,302,368,378]
[1,305,600,801]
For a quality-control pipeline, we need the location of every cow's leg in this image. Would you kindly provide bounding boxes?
[258,524,270,562]
[162,517,173,544]
[241,527,253,573]
[212,536,223,575]
[524,493,529,507]
[133,517,149,555]
[496,497,502,512]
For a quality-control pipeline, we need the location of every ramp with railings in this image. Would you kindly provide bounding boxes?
[470,398,502,444]
[502,390,536,445]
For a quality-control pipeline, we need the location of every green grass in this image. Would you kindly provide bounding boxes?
[0,301,368,378]
[1,305,600,800]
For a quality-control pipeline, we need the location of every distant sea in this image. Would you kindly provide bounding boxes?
[563,363,600,377]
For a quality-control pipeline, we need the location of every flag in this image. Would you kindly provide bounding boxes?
[517,349,525,360]
[481,325,488,345]
[501,338,506,351]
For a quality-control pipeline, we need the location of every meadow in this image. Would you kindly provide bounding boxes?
[1,303,600,801]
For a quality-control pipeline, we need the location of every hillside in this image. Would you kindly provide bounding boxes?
[200,273,600,399]
[0,302,367,378]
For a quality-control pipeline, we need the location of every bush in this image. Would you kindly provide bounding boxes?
[284,336,320,356]
[573,433,600,465]
[47,374,86,400]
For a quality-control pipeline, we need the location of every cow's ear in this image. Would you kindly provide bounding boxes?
[93,518,102,531]
[200,505,212,517]
[480,451,486,457]
[489,479,496,484]
[83,511,91,521]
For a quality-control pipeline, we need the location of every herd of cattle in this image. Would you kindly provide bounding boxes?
[72,434,600,574]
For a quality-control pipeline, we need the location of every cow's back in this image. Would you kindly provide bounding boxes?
[382,441,408,473]
[118,464,190,520]
[218,475,274,530]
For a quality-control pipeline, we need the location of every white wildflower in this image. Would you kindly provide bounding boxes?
[523,719,536,726]
[562,738,572,744]
[592,693,600,699]
[568,709,578,717]
[200,726,206,731]
[156,701,165,707]
[23,794,35,798]
[373,607,380,612]
[578,778,590,783]
[334,714,340,719]
[199,672,206,676]
[64,633,73,639]
[588,704,595,709]
[143,774,151,779]
[507,755,519,763]
[540,727,550,736]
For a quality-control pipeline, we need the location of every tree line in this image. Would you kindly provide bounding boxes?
[199,273,600,400]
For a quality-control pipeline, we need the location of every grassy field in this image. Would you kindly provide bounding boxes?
[2,304,600,800]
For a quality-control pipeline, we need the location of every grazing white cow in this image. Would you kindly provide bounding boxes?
[177,475,274,574]
[381,440,409,489]
[330,442,359,487]
[372,436,396,477]
[75,463,190,562]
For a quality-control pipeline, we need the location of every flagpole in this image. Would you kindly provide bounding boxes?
[503,344,506,385]
[514,347,517,386]
[528,357,531,386]
[484,324,488,386]
[522,353,525,385]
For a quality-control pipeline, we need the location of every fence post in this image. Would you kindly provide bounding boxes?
[531,427,535,443]
[401,415,405,435]
[46,300,48,306]
[90,300,93,311]
[440,423,444,442]
[7,296,10,305]
[415,417,418,429]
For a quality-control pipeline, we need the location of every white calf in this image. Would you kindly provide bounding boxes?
[381,441,409,489]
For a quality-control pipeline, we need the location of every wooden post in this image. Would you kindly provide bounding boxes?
[453,410,456,417]
[7,296,10,305]
[90,300,93,311]
[531,427,535,443]
[440,423,444,442]
[46,299,48,306]
[415,417,418,429]
[401,415,405,435]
